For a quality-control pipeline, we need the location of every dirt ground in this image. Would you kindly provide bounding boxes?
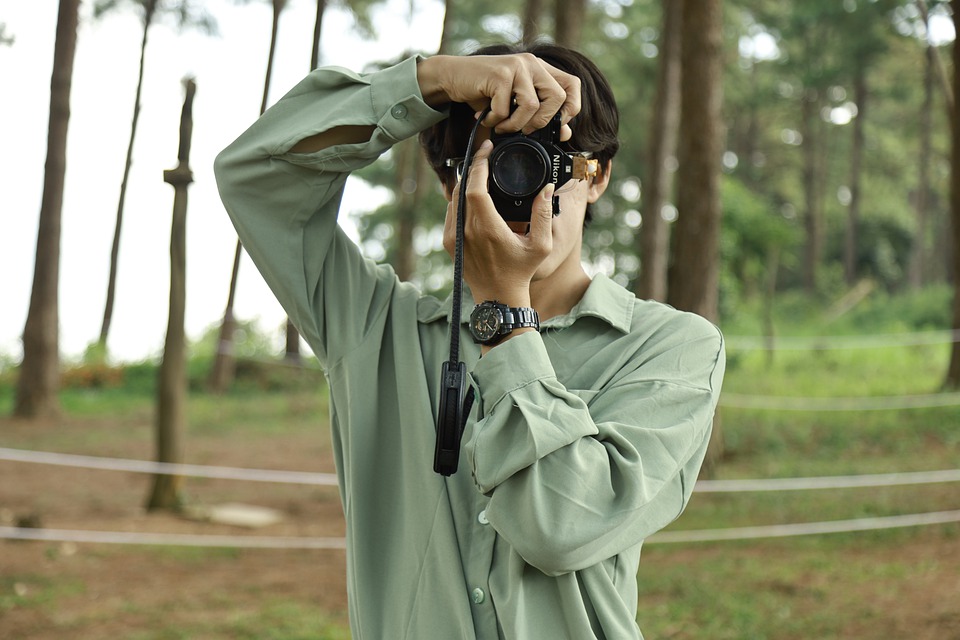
[2,413,959,639]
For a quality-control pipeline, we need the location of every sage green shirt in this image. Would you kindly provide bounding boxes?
[215,56,725,640]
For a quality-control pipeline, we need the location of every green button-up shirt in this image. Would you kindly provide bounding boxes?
[215,56,725,640]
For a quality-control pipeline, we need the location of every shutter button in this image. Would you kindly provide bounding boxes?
[390,104,408,119]
[472,587,485,604]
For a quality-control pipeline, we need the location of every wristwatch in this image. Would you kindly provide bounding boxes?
[469,301,540,346]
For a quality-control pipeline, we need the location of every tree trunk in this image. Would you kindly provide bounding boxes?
[99,0,158,350]
[439,0,454,54]
[211,0,289,389]
[147,78,195,511]
[800,88,823,293]
[522,0,542,45]
[310,0,326,69]
[554,0,586,48]
[667,0,724,475]
[844,65,867,286]
[910,19,935,288]
[667,0,723,322]
[943,0,960,388]
[636,0,681,302]
[15,0,80,419]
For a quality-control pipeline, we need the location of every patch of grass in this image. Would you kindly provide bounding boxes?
[0,573,86,613]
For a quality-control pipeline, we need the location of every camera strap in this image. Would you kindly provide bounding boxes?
[433,107,491,476]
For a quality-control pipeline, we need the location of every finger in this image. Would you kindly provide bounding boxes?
[442,201,457,258]
[536,59,581,125]
[524,69,566,134]
[527,182,555,253]
[464,139,493,199]
[494,72,539,134]
[482,79,514,129]
[560,123,573,142]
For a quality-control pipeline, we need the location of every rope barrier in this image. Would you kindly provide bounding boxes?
[4,447,960,493]
[0,447,339,486]
[695,468,960,492]
[0,526,346,549]
[3,509,958,547]
[649,509,960,543]
[725,329,960,351]
[719,391,960,411]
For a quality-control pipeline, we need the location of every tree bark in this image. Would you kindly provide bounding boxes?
[554,0,586,48]
[667,0,723,322]
[147,78,195,511]
[99,0,158,350]
[800,87,823,293]
[310,0,326,69]
[944,0,960,388]
[522,0,543,45]
[667,0,724,475]
[636,0,681,302]
[844,65,867,285]
[15,0,80,419]
[910,17,935,288]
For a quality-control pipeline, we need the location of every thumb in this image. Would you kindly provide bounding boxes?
[528,183,556,247]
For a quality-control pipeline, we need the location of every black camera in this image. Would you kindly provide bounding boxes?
[487,113,579,222]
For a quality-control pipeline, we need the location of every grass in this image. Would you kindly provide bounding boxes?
[2,288,960,638]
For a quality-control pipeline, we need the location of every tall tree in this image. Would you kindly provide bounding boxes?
[636,0,681,302]
[944,0,960,388]
[147,78,196,511]
[94,0,216,353]
[15,0,81,419]
[667,0,724,321]
[522,0,543,44]
[210,0,289,392]
[554,0,587,47]
[910,10,936,287]
[667,0,724,473]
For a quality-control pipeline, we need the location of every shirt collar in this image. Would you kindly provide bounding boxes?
[419,273,634,334]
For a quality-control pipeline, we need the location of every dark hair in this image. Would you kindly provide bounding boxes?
[418,42,620,224]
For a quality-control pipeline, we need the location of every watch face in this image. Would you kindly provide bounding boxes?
[471,306,503,342]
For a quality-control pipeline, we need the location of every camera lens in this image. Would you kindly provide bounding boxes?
[490,141,550,197]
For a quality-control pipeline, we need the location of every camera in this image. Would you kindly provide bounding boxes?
[488,113,595,222]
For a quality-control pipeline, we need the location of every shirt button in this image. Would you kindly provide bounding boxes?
[472,587,485,604]
[390,104,408,119]
[477,510,489,525]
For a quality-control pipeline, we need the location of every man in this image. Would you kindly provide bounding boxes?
[215,42,724,640]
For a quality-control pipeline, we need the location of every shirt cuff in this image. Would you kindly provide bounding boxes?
[370,56,447,143]
[470,331,557,409]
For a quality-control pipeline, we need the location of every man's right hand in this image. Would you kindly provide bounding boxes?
[416,54,581,136]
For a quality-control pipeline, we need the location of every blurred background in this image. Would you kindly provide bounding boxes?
[2,1,960,639]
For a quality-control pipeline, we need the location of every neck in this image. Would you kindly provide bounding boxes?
[530,259,591,322]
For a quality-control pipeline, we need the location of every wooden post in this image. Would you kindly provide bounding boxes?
[147,78,196,511]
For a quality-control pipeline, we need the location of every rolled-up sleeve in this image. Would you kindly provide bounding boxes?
[463,317,725,576]
[214,57,446,365]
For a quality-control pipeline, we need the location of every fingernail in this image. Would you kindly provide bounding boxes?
[542,183,555,200]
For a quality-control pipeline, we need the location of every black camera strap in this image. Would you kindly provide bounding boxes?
[433,107,491,476]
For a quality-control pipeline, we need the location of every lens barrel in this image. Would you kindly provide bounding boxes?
[489,140,551,198]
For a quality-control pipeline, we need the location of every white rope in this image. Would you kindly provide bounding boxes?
[3,510,958,547]
[649,510,960,544]
[695,468,960,492]
[726,329,960,351]
[4,447,960,494]
[719,391,960,411]
[0,447,339,486]
[0,526,346,549]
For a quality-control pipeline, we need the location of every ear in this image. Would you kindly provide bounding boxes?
[587,160,612,204]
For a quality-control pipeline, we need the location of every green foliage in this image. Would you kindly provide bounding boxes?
[93,0,219,35]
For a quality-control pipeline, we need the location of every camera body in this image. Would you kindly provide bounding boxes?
[488,113,573,222]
